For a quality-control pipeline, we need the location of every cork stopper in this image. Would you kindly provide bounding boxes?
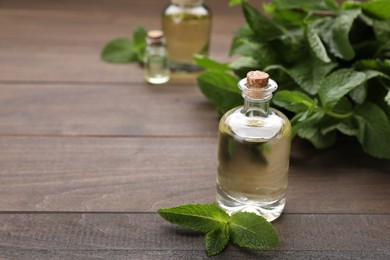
[147,30,165,46]
[246,71,269,89]
[147,30,164,40]
[238,70,276,100]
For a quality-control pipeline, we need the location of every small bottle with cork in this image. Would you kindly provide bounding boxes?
[144,30,170,84]
[216,71,291,222]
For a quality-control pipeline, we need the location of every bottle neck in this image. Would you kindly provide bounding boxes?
[238,77,277,118]
[242,97,270,117]
[171,0,203,6]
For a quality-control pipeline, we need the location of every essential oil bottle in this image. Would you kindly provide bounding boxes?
[144,30,170,84]
[162,0,211,72]
[216,71,291,222]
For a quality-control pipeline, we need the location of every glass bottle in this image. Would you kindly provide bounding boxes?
[144,30,170,84]
[216,71,291,222]
[162,0,211,72]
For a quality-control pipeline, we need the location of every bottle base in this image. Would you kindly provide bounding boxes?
[216,185,285,222]
[170,61,202,73]
[145,76,170,85]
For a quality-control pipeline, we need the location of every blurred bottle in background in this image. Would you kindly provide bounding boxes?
[163,0,211,73]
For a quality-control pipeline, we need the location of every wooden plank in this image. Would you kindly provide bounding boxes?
[0,2,244,83]
[0,83,218,136]
[2,249,389,260]
[0,213,388,259]
[0,136,389,213]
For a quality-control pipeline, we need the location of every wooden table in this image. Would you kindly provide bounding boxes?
[0,0,389,259]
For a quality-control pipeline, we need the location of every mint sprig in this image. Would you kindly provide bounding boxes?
[158,203,280,256]
[195,0,390,159]
[101,26,147,63]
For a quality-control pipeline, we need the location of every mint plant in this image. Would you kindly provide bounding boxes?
[196,0,390,159]
[101,26,147,63]
[158,203,279,256]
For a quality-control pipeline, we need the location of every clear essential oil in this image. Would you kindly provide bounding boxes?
[162,0,211,72]
[216,71,291,222]
[144,30,170,84]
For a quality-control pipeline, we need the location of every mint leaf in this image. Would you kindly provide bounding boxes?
[101,38,137,63]
[292,111,325,136]
[273,90,317,113]
[242,3,285,40]
[306,24,331,63]
[194,55,231,71]
[349,84,367,104]
[271,56,336,95]
[158,203,230,234]
[232,40,278,66]
[229,24,254,56]
[133,26,147,61]
[361,0,390,19]
[321,9,361,60]
[337,121,359,136]
[159,204,281,256]
[229,0,246,7]
[354,102,390,159]
[319,69,366,108]
[197,70,242,114]
[297,126,337,149]
[230,57,261,78]
[354,59,390,75]
[385,90,390,106]
[205,225,230,256]
[273,0,328,9]
[228,212,279,250]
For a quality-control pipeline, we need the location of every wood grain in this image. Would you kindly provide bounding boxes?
[0,0,245,83]
[0,83,218,136]
[1,0,389,258]
[2,249,389,260]
[0,213,388,259]
[0,136,388,213]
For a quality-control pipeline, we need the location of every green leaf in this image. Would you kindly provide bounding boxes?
[385,90,390,106]
[306,24,331,63]
[273,0,328,9]
[242,3,285,40]
[319,69,366,108]
[230,57,261,78]
[272,32,305,64]
[354,59,390,75]
[101,38,137,63]
[229,24,254,56]
[297,126,337,149]
[273,90,317,113]
[228,212,279,250]
[321,9,361,60]
[291,111,325,136]
[232,40,278,67]
[349,84,367,104]
[194,55,231,71]
[361,0,390,19]
[133,26,147,60]
[337,121,359,136]
[158,203,230,233]
[373,19,390,43]
[271,57,336,95]
[205,225,230,256]
[197,70,242,114]
[349,68,388,105]
[229,0,246,7]
[354,102,390,159]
